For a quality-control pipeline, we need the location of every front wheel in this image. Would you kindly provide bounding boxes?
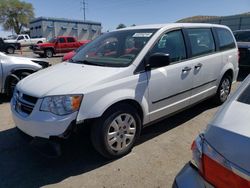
[91,104,141,159]
[214,75,232,104]
[44,49,53,58]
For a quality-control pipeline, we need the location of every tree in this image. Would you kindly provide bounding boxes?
[0,0,34,34]
[116,23,126,29]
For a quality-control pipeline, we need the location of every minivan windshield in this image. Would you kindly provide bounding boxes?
[70,29,157,67]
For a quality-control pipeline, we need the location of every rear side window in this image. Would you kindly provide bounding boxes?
[216,28,236,50]
[234,31,250,42]
[187,28,215,57]
[67,37,75,43]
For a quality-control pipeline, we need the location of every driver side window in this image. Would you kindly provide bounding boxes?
[17,36,24,40]
[150,30,187,64]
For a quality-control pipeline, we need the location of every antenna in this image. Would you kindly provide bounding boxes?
[81,0,87,21]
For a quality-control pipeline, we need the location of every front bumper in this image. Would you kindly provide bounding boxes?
[11,97,78,139]
[173,163,214,188]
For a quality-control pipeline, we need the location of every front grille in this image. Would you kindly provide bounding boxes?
[15,91,38,116]
[22,94,38,104]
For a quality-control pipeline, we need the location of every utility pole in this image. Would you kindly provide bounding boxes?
[81,0,86,21]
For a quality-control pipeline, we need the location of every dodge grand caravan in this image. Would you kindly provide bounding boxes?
[11,23,239,158]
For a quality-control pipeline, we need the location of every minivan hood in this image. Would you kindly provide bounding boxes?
[17,62,127,97]
[205,101,250,172]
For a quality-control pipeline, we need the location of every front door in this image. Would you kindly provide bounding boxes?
[55,37,66,53]
[146,29,193,122]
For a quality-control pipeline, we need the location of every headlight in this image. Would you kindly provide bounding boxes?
[40,95,83,115]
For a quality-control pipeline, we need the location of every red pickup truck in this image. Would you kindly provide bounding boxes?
[32,36,89,58]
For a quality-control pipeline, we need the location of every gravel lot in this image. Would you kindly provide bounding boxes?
[0,50,248,188]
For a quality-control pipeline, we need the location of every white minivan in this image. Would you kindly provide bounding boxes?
[11,23,238,158]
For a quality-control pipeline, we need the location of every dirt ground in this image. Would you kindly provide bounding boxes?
[0,50,248,188]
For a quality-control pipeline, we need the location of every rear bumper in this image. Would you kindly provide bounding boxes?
[173,163,214,188]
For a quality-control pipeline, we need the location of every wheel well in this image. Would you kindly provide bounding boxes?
[11,69,35,77]
[104,99,144,122]
[223,69,233,80]
[45,48,55,54]
[4,69,36,89]
[4,69,35,93]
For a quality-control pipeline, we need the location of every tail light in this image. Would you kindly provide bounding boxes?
[191,135,250,188]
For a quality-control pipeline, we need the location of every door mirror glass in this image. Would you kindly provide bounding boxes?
[146,53,170,70]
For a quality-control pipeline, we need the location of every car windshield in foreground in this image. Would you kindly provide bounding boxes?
[237,83,250,105]
[70,29,157,67]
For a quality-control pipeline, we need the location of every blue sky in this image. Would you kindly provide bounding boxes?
[1,0,250,36]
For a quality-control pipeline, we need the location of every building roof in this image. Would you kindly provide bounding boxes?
[30,17,101,26]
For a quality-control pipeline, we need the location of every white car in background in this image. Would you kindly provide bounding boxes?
[174,74,250,188]
[4,34,46,47]
[0,52,49,96]
[11,23,238,158]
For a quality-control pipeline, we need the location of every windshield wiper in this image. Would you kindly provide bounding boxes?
[69,59,107,66]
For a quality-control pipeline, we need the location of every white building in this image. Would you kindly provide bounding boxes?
[29,17,102,40]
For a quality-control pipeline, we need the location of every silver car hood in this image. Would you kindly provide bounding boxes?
[205,101,250,172]
[17,62,127,97]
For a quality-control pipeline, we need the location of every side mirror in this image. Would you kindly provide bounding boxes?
[146,53,170,70]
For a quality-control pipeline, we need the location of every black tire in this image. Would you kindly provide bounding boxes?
[91,103,141,159]
[6,72,30,97]
[39,54,45,58]
[6,47,15,54]
[37,41,43,44]
[214,74,232,104]
[44,49,53,58]
[20,72,31,79]
[6,74,20,97]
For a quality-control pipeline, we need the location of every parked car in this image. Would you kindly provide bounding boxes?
[11,23,238,159]
[0,52,49,96]
[62,40,91,61]
[32,36,87,58]
[174,74,250,188]
[233,30,250,69]
[4,34,46,47]
[0,37,21,54]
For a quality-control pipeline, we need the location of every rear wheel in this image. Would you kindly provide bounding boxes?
[214,75,232,104]
[6,47,15,54]
[45,49,53,58]
[91,103,141,159]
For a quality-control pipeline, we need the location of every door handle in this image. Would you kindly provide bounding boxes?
[182,67,192,72]
[194,63,202,69]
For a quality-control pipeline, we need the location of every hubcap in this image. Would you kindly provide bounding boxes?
[220,78,230,101]
[107,113,136,152]
[8,48,14,54]
[46,50,52,57]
